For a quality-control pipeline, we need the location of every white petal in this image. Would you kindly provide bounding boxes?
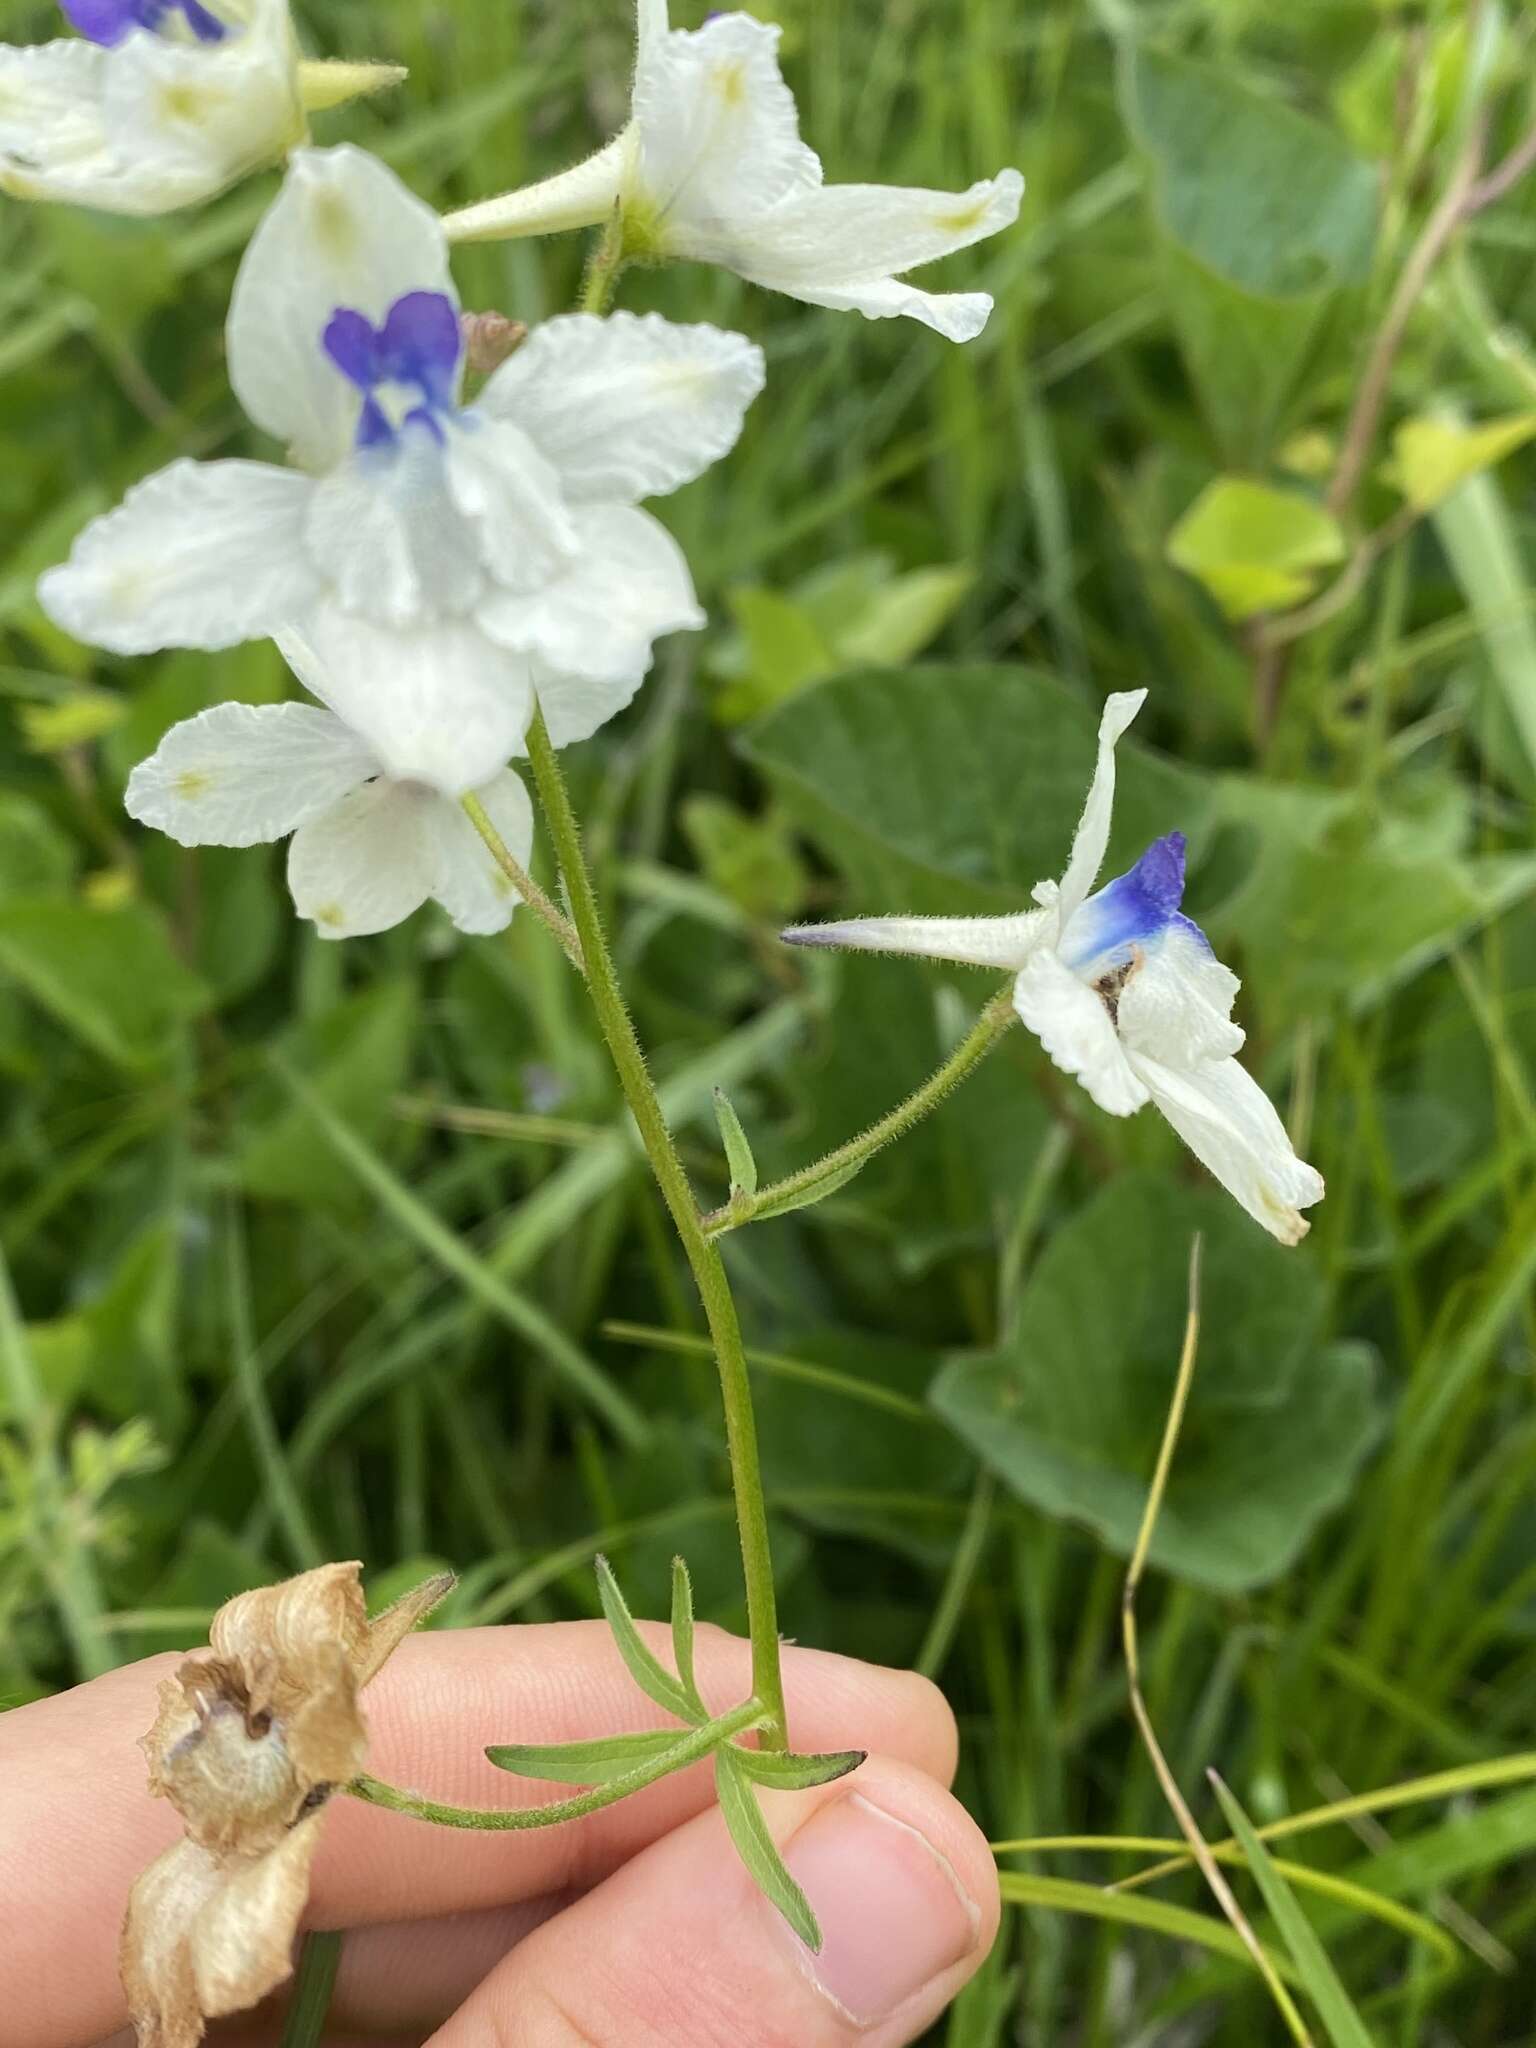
[125,701,375,848]
[445,416,578,593]
[780,909,1047,971]
[1115,922,1245,1065]
[1128,1051,1325,1245]
[287,779,434,939]
[636,0,669,60]
[427,769,535,935]
[1055,689,1148,930]
[0,11,300,216]
[0,40,113,206]
[279,606,533,795]
[478,312,764,505]
[98,3,301,209]
[1013,946,1148,1116]
[443,133,628,244]
[732,172,1022,288]
[303,435,485,628]
[479,504,701,692]
[759,273,999,342]
[38,459,319,654]
[631,13,820,236]
[228,145,456,473]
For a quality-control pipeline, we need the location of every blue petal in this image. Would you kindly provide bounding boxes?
[323,307,383,392]
[1060,831,1199,972]
[59,0,148,46]
[378,291,464,409]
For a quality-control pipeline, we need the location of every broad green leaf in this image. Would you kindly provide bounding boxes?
[715,1747,822,1950]
[487,1729,689,1784]
[743,664,1210,918]
[595,1554,700,1724]
[670,1555,702,1711]
[1122,48,1378,298]
[1210,1775,1374,2048]
[0,896,207,1067]
[931,1177,1380,1591]
[1167,479,1345,621]
[1388,413,1536,513]
[1206,780,1536,1011]
[734,1746,867,1791]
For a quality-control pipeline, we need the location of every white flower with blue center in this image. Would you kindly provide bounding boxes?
[38,145,766,795]
[445,2,1024,344]
[0,0,304,215]
[125,689,536,940]
[782,690,1325,1244]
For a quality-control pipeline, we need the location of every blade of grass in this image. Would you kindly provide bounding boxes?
[1210,1772,1375,2048]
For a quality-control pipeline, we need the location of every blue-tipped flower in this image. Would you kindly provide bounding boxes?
[782,691,1324,1245]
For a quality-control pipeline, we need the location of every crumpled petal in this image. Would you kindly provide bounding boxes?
[1013,945,1148,1116]
[478,311,765,505]
[480,503,701,696]
[229,144,456,472]
[125,701,376,848]
[1127,1050,1325,1245]
[1054,689,1148,932]
[288,779,436,938]
[279,606,534,795]
[631,12,820,232]
[0,39,110,201]
[120,1837,227,2048]
[38,459,319,654]
[190,1821,322,2023]
[780,908,1048,970]
[426,769,535,935]
[1115,920,1245,1066]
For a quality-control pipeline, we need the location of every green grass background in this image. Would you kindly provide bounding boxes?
[4,0,1536,2039]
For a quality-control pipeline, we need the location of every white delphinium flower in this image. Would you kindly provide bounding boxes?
[782,691,1325,1244]
[39,145,765,791]
[125,687,535,940]
[445,1,1024,343]
[0,0,306,215]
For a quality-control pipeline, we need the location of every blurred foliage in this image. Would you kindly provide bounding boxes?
[3,0,1536,2040]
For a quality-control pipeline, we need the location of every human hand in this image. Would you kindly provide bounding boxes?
[1,1621,1000,2047]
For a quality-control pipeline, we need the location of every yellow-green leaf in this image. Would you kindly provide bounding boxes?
[1387,413,1536,514]
[1167,478,1345,620]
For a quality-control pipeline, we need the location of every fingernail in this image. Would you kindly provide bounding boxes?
[780,1793,982,2026]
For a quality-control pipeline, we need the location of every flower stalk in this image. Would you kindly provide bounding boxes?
[461,792,586,970]
[702,986,1019,1238]
[523,704,789,1748]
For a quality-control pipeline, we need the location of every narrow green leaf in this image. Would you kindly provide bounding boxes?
[594,1554,699,1724]
[715,1748,822,1950]
[712,1087,759,1197]
[997,1872,1298,1980]
[487,1729,690,1784]
[670,1556,702,1714]
[733,1746,867,1791]
[748,1155,864,1223]
[1210,1774,1374,2048]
